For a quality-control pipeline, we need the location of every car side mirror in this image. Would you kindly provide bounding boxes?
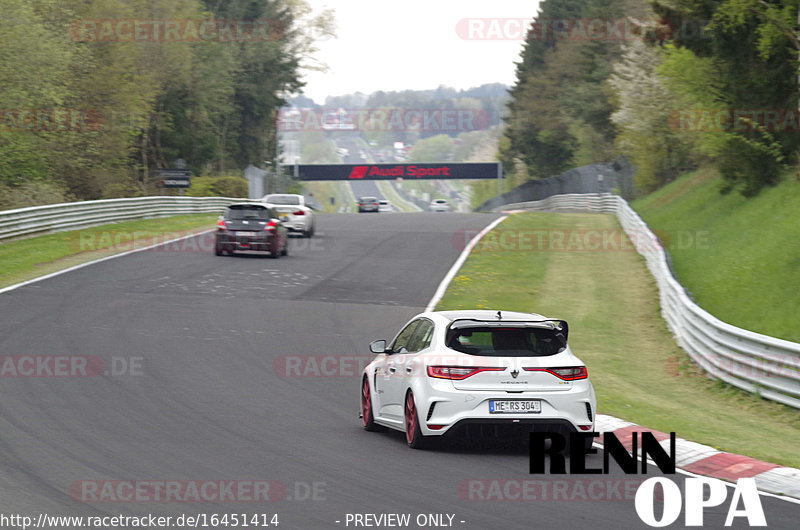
[369,339,387,354]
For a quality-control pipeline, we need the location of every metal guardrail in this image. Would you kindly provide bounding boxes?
[495,193,800,409]
[2,193,798,408]
[0,196,245,241]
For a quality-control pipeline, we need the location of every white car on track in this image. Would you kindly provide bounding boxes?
[429,199,451,212]
[262,193,316,237]
[360,310,596,449]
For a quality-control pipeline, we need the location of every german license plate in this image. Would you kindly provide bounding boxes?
[489,400,541,413]
[235,231,255,236]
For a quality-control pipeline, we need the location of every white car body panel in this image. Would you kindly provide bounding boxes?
[362,310,596,441]
[262,194,315,236]
[429,199,450,212]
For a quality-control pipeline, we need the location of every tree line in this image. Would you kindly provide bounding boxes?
[283,84,509,166]
[0,0,331,208]
[502,0,800,196]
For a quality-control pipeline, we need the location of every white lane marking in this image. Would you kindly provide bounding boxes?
[0,230,215,296]
[424,215,509,312]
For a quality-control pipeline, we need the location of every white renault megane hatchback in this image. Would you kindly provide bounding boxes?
[360,310,596,449]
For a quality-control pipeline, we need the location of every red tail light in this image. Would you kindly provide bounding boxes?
[265,221,277,231]
[523,366,587,380]
[293,210,305,216]
[427,366,505,380]
[216,219,226,229]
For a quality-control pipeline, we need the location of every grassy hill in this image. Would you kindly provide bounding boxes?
[436,212,800,467]
[632,168,800,343]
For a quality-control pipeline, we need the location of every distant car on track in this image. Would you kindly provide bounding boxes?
[215,203,288,258]
[429,199,451,212]
[360,310,596,449]
[262,193,316,237]
[357,196,379,213]
[378,199,392,213]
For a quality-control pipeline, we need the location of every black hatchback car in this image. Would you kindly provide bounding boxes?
[215,203,288,257]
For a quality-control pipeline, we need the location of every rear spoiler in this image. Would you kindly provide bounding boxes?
[448,318,568,342]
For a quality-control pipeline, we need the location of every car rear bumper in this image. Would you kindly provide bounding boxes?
[441,418,583,440]
[217,232,279,252]
[284,220,311,232]
[416,384,596,437]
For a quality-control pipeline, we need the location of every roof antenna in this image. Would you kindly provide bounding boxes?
[496,310,502,320]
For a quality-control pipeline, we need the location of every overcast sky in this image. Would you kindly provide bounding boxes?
[299,0,542,104]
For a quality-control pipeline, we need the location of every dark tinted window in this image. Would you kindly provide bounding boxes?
[446,327,566,357]
[391,321,420,353]
[407,319,434,352]
[226,206,270,220]
[265,195,300,205]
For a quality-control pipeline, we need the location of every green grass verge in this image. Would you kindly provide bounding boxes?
[469,178,514,210]
[436,212,800,467]
[375,181,421,212]
[0,214,218,288]
[632,168,800,343]
[396,180,449,202]
[302,181,355,213]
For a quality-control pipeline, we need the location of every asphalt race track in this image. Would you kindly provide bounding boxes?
[349,180,385,203]
[0,213,797,528]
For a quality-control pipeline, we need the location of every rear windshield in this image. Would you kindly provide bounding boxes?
[446,326,566,357]
[359,196,376,202]
[226,206,270,220]
[265,195,300,205]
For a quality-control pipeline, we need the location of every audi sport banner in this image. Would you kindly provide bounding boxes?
[294,163,501,181]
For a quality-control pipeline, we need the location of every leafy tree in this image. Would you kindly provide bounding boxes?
[609,40,694,190]
[501,0,627,180]
[408,134,454,162]
[0,0,315,206]
[0,0,79,197]
[653,0,799,195]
